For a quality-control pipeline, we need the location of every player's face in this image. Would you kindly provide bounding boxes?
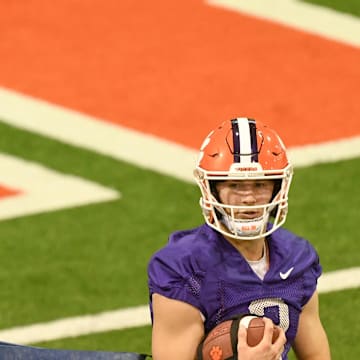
[215,180,274,219]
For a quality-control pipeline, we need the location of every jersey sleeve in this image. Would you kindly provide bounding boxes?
[300,241,322,307]
[147,246,206,315]
[273,228,323,308]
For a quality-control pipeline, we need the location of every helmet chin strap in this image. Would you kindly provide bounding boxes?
[221,213,269,240]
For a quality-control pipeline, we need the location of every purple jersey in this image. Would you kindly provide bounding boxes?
[148,224,322,359]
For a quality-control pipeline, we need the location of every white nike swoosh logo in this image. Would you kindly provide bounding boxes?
[280,267,294,280]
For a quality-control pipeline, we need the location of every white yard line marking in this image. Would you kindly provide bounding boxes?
[0,153,120,221]
[207,0,360,48]
[0,267,357,345]
[287,137,360,167]
[318,267,360,294]
[0,87,196,183]
[0,306,150,345]
[0,87,359,188]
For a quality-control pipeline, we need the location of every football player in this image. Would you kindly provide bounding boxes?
[148,118,331,360]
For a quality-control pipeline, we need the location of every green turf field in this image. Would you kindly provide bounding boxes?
[0,121,201,329]
[0,117,359,359]
[303,0,360,16]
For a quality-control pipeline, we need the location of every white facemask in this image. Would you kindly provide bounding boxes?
[220,211,270,238]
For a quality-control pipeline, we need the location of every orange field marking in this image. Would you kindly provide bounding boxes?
[0,185,21,199]
[0,0,359,149]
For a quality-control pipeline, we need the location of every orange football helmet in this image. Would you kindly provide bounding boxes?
[194,117,293,240]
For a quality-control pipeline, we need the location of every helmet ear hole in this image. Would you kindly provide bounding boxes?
[209,180,221,201]
[272,179,282,200]
[270,180,282,218]
[209,180,224,221]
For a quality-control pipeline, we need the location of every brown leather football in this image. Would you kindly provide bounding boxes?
[197,316,281,360]
[243,316,280,347]
[199,319,235,360]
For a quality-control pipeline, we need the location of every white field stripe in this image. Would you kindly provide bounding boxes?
[0,153,120,221]
[318,267,360,294]
[0,306,151,345]
[0,87,359,188]
[207,0,360,48]
[0,88,197,184]
[0,267,358,345]
[287,137,360,167]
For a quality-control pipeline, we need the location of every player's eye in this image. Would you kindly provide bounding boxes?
[255,181,273,189]
[255,182,266,188]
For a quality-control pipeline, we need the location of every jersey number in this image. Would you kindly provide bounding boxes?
[248,297,290,332]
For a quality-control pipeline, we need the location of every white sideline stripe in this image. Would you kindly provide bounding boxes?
[0,306,151,345]
[0,267,358,345]
[207,0,360,48]
[0,88,197,184]
[317,267,360,293]
[0,153,120,221]
[287,137,360,167]
[0,87,359,187]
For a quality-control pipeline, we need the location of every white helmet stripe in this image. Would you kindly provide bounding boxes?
[236,117,253,163]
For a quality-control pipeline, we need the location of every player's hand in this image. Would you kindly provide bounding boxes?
[237,317,286,360]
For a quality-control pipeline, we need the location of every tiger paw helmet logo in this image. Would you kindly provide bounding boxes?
[210,345,223,360]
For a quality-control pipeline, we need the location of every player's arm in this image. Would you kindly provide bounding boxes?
[151,293,204,360]
[292,291,331,360]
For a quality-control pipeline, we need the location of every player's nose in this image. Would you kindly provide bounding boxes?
[239,191,257,205]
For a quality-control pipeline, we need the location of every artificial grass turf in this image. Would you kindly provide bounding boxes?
[35,325,152,355]
[302,0,360,17]
[0,120,359,359]
[0,120,201,328]
[35,289,360,359]
[285,157,360,272]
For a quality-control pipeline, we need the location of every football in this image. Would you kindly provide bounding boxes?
[198,319,235,360]
[197,316,281,360]
[241,316,281,347]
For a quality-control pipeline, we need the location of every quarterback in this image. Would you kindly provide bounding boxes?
[148,118,331,360]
